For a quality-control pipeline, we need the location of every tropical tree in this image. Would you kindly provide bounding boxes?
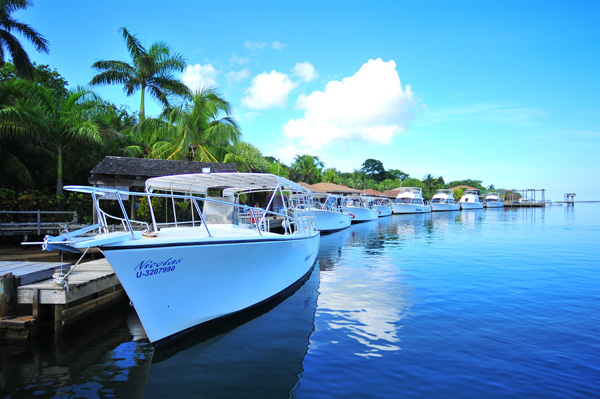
[361,159,386,182]
[223,141,269,172]
[0,80,39,187]
[422,174,437,193]
[18,83,116,194]
[290,155,324,184]
[267,160,289,178]
[159,87,241,161]
[321,168,341,184]
[0,0,49,77]
[90,27,189,120]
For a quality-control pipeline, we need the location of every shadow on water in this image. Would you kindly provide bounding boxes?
[142,265,321,399]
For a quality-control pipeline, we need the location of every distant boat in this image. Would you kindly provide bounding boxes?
[311,193,352,232]
[39,173,320,347]
[373,196,393,217]
[431,189,460,212]
[459,190,484,210]
[484,192,504,208]
[392,187,432,214]
[346,195,379,222]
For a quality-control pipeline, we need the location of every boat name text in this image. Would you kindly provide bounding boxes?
[134,257,182,271]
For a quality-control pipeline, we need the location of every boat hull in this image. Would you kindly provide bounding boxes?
[102,233,320,344]
[431,203,460,212]
[348,206,379,222]
[314,209,352,232]
[392,203,432,214]
[485,202,504,208]
[460,202,484,210]
[374,205,393,217]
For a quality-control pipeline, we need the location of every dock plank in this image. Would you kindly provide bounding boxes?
[17,259,121,305]
[0,261,69,285]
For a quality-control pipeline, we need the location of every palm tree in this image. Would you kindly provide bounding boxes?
[267,160,289,178]
[291,155,324,184]
[0,0,49,77]
[18,83,115,194]
[0,80,39,187]
[90,27,189,120]
[124,118,176,159]
[223,142,269,172]
[160,87,241,161]
[322,168,340,184]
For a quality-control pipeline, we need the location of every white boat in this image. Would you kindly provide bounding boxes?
[311,193,352,232]
[459,190,484,210]
[346,195,379,222]
[484,192,504,208]
[430,189,460,212]
[39,173,320,346]
[373,196,393,217]
[392,187,431,214]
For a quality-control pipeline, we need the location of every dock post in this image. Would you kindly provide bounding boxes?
[0,273,16,318]
[53,304,67,336]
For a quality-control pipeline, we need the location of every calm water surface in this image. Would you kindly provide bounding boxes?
[2,204,599,398]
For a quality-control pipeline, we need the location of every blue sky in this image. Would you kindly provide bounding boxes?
[16,0,600,200]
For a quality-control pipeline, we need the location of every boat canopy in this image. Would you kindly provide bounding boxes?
[145,173,307,195]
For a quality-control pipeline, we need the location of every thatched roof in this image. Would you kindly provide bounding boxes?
[89,156,237,188]
[382,189,401,198]
[449,185,478,191]
[308,182,361,194]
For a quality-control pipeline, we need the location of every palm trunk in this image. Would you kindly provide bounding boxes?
[139,85,145,121]
[56,147,63,195]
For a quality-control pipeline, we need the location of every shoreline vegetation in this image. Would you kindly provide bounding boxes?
[1,6,504,213]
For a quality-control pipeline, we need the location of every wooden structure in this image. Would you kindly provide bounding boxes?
[564,193,576,206]
[0,259,124,342]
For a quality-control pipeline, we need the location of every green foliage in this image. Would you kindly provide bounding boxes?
[361,159,386,182]
[290,155,324,184]
[0,1,49,77]
[90,27,189,120]
[0,188,93,222]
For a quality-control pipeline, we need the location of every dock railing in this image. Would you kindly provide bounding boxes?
[0,210,78,235]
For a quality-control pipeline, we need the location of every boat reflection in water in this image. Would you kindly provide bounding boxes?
[314,223,414,359]
[140,264,321,398]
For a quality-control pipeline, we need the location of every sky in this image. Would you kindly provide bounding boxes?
[15,0,600,201]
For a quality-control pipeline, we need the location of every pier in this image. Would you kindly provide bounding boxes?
[0,258,126,342]
[502,188,547,208]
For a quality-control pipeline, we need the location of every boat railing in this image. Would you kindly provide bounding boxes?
[63,185,314,239]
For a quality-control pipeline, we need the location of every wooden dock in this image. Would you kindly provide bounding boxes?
[0,258,126,342]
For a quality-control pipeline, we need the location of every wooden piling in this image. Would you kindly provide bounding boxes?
[0,273,16,318]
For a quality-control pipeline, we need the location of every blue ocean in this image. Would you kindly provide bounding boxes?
[3,204,599,398]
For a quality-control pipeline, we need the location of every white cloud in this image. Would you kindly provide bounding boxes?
[181,63,219,91]
[226,68,250,86]
[244,41,267,50]
[242,71,298,109]
[244,41,287,51]
[292,62,318,82]
[283,58,418,150]
[231,53,250,65]
[272,41,287,50]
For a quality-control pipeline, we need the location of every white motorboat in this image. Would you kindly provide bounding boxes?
[346,195,379,222]
[392,187,431,214]
[373,196,393,217]
[484,192,504,208]
[459,190,484,210]
[39,173,320,347]
[430,189,460,212]
[311,193,352,232]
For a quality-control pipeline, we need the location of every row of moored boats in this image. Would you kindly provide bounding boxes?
[312,187,503,233]
[34,173,502,348]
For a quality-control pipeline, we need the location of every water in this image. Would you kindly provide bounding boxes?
[2,205,599,398]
